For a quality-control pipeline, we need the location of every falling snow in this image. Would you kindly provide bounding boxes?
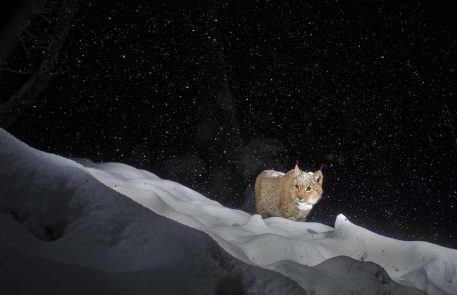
[1,0,456,247]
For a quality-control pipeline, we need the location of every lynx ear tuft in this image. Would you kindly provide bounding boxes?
[314,170,323,185]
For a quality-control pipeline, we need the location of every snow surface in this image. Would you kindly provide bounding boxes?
[87,163,457,295]
[297,171,315,182]
[263,170,286,177]
[0,128,455,294]
[0,129,304,294]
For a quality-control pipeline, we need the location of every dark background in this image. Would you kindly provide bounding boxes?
[1,0,456,248]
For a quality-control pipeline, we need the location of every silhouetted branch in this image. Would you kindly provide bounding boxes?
[0,0,78,128]
[0,68,32,74]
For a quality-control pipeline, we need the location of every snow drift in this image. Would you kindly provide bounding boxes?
[0,128,455,294]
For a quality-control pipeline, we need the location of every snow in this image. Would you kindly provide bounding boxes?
[88,162,456,295]
[0,129,303,294]
[0,128,455,294]
[263,169,286,177]
[297,171,315,181]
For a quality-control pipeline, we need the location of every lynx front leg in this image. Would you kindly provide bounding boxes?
[279,201,299,220]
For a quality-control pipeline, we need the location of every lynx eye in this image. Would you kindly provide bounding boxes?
[306,186,312,192]
[294,184,300,190]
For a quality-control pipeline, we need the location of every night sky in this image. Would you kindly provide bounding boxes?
[1,0,456,248]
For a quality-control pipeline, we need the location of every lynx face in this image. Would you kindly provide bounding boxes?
[293,169,323,208]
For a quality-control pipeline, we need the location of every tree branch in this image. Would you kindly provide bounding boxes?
[0,0,79,128]
[0,68,32,74]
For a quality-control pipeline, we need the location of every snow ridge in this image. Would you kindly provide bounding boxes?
[1,128,455,294]
[85,153,456,295]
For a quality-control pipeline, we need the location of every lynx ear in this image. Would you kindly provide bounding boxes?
[314,170,323,185]
[294,164,301,175]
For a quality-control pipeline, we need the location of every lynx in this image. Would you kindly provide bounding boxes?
[255,165,323,221]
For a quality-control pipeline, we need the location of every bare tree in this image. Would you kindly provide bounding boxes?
[0,0,78,128]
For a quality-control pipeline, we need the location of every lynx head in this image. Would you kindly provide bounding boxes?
[289,165,323,210]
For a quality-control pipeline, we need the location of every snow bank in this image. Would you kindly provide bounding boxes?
[86,162,456,295]
[0,128,454,294]
[0,129,304,294]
